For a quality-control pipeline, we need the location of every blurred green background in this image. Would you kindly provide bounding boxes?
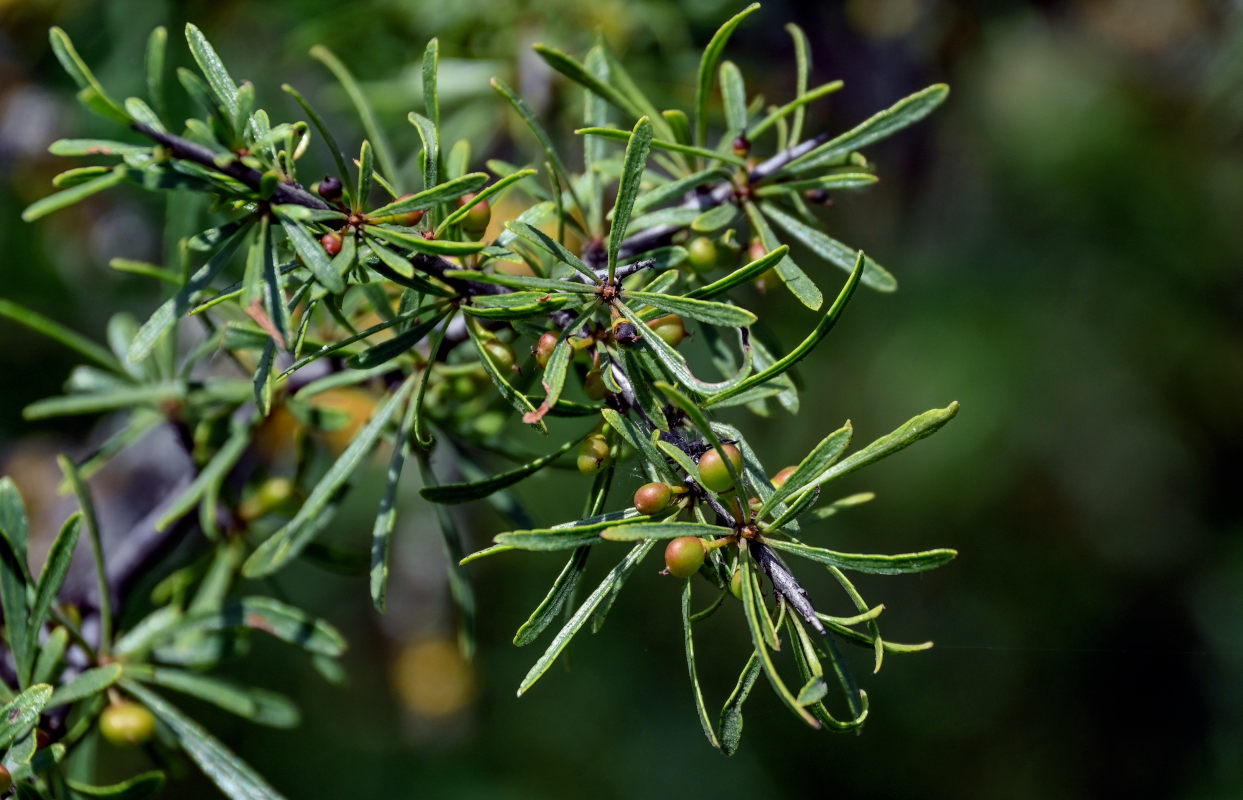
[3,0,1242,797]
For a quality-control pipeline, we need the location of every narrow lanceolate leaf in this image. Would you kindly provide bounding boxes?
[443,269,597,294]
[685,246,788,301]
[624,291,755,327]
[505,221,595,279]
[121,681,287,800]
[465,321,547,433]
[156,423,250,531]
[184,24,238,118]
[577,128,746,167]
[599,409,678,482]
[422,38,440,131]
[369,172,488,218]
[787,23,811,144]
[758,422,852,518]
[311,45,398,189]
[66,772,166,800]
[130,223,250,362]
[124,665,298,728]
[753,173,878,198]
[719,652,761,756]
[762,202,897,292]
[532,44,642,120]
[463,293,573,320]
[785,84,950,173]
[21,167,126,222]
[26,514,82,679]
[0,532,31,687]
[743,201,821,309]
[739,552,819,728]
[282,83,352,205]
[276,212,343,294]
[631,167,731,216]
[695,4,761,146]
[48,28,128,123]
[366,225,486,257]
[762,537,957,575]
[408,111,439,195]
[421,435,586,504]
[436,169,536,235]
[719,60,747,137]
[47,664,121,709]
[243,377,417,577]
[705,251,864,407]
[0,300,124,375]
[517,540,654,696]
[0,685,52,748]
[513,547,590,646]
[813,402,959,485]
[614,302,753,398]
[162,597,346,656]
[491,78,583,215]
[600,521,728,542]
[371,385,417,613]
[345,310,449,369]
[682,581,722,749]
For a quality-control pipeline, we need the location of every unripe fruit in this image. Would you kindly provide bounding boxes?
[100,701,156,747]
[534,332,558,368]
[664,537,706,578]
[577,434,610,475]
[483,340,515,372]
[387,195,427,227]
[316,176,343,201]
[457,193,492,237]
[771,466,797,489]
[320,232,342,257]
[687,236,718,273]
[698,444,742,493]
[584,368,610,401]
[634,482,673,516]
[0,764,10,794]
[238,476,296,522]
[730,567,745,599]
[649,314,686,348]
[732,134,751,157]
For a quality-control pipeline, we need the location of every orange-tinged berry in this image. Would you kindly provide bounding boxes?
[698,444,742,493]
[664,537,706,578]
[634,482,673,515]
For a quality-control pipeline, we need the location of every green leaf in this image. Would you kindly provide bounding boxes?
[739,551,819,728]
[743,201,821,309]
[513,547,591,646]
[600,521,728,542]
[0,477,32,575]
[630,167,731,216]
[421,435,586,504]
[532,44,642,119]
[719,60,747,137]
[25,514,81,680]
[311,45,399,191]
[695,4,760,146]
[65,772,166,800]
[758,422,852,518]
[505,221,595,280]
[243,376,417,577]
[787,23,811,144]
[614,302,752,398]
[442,269,597,295]
[370,385,418,613]
[408,110,439,196]
[705,251,864,407]
[762,537,957,575]
[369,172,487,218]
[366,225,486,256]
[811,402,959,486]
[416,456,477,658]
[156,423,251,531]
[682,580,721,749]
[184,24,238,119]
[761,202,896,292]
[599,408,678,482]
[465,322,547,433]
[690,202,738,233]
[120,681,286,800]
[577,127,746,167]
[750,80,844,142]
[23,381,186,420]
[436,169,537,236]
[21,167,126,222]
[123,665,298,728]
[624,291,755,327]
[356,140,374,208]
[276,212,343,294]
[517,540,654,695]
[608,116,653,279]
[345,310,450,369]
[422,38,440,132]
[785,84,950,173]
[684,245,788,301]
[753,172,878,198]
[32,628,67,687]
[0,685,52,748]
[0,537,31,689]
[719,652,761,756]
[162,597,346,656]
[46,664,121,709]
[281,83,353,205]
[462,292,573,321]
[48,28,128,123]
[129,222,250,362]
[491,78,584,216]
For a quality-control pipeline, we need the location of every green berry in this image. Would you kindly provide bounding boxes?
[457,193,492,237]
[664,537,706,578]
[730,567,745,599]
[99,701,156,747]
[483,340,515,372]
[584,368,610,401]
[534,332,558,368]
[771,466,797,489]
[577,434,610,475]
[633,482,673,516]
[697,444,742,493]
[687,236,718,273]
[650,314,686,348]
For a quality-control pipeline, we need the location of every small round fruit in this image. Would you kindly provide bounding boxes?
[483,340,515,372]
[698,444,742,493]
[650,314,686,348]
[770,466,797,489]
[0,764,10,794]
[100,701,156,747]
[730,567,745,599]
[611,319,640,347]
[315,176,343,202]
[634,482,673,516]
[584,368,610,401]
[687,236,718,273]
[457,194,492,237]
[387,195,426,227]
[577,434,610,475]
[534,332,559,368]
[664,537,706,579]
[320,232,342,257]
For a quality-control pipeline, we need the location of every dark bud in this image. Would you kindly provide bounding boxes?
[317,176,344,201]
[612,320,641,347]
[732,134,751,157]
[804,188,833,205]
